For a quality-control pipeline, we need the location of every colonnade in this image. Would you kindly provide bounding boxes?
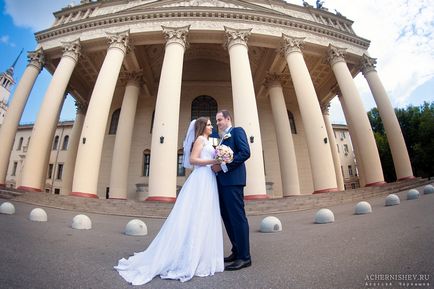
[0,26,413,199]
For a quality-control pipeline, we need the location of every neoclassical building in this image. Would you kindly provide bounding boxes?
[0,0,414,201]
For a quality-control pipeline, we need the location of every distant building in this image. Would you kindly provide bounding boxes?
[332,124,360,190]
[5,121,73,195]
[0,50,22,126]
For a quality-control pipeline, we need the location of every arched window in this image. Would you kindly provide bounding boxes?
[109,108,121,135]
[287,110,297,134]
[191,95,218,137]
[52,135,59,150]
[62,135,69,150]
[17,137,23,150]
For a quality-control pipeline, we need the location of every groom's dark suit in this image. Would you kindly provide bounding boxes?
[216,126,251,261]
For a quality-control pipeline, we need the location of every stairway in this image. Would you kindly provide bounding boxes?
[1,178,432,218]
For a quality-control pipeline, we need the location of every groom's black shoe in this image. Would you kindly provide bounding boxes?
[225,259,252,271]
[224,253,236,263]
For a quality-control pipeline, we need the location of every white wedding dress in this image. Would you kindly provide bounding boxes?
[114,137,224,285]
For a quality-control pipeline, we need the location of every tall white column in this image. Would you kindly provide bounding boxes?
[71,31,130,198]
[322,106,345,191]
[282,35,337,193]
[147,25,190,202]
[0,49,44,186]
[18,40,80,192]
[361,54,414,180]
[224,26,267,199]
[265,74,300,196]
[109,74,141,199]
[328,45,385,186]
[61,101,86,195]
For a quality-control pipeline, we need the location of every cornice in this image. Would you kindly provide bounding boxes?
[35,6,370,50]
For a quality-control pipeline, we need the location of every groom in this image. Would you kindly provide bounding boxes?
[212,109,252,271]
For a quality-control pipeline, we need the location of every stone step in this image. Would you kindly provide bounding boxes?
[1,178,432,218]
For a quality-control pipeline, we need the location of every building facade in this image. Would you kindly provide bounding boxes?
[5,122,73,195]
[4,121,360,196]
[0,0,414,200]
[332,124,360,190]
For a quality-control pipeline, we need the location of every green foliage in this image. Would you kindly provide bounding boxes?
[368,101,434,181]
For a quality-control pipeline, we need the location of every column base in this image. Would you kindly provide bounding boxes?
[70,191,99,198]
[17,186,42,193]
[312,187,338,194]
[146,196,176,202]
[397,176,416,181]
[244,194,268,201]
[109,197,127,200]
[365,181,387,187]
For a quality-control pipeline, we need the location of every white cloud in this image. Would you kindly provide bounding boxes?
[0,34,15,47]
[4,0,71,32]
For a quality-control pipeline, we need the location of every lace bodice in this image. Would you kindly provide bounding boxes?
[198,136,215,161]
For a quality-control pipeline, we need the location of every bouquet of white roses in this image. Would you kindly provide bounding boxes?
[215,144,234,164]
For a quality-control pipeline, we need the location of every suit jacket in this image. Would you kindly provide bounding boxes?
[216,127,250,186]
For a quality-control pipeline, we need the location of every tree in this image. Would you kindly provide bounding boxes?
[368,102,434,181]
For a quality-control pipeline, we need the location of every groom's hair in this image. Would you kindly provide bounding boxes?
[218,109,232,121]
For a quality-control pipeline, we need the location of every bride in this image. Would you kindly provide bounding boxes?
[114,117,224,285]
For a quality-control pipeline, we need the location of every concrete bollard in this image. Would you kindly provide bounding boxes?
[260,216,282,233]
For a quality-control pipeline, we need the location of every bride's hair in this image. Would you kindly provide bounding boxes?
[194,117,209,140]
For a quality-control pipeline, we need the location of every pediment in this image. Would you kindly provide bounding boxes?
[122,0,290,17]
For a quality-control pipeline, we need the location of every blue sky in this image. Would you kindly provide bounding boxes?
[0,0,433,125]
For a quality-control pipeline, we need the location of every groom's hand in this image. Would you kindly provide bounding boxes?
[211,164,222,173]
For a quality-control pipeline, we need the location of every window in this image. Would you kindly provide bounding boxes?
[177,150,185,176]
[47,164,54,179]
[52,135,59,150]
[343,144,349,154]
[348,165,353,176]
[56,164,64,180]
[336,144,340,153]
[191,95,218,137]
[143,150,150,176]
[340,131,346,139]
[11,162,18,176]
[17,137,23,150]
[109,108,121,135]
[54,188,60,195]
[287,111,297,134]
[62,135,69,150]
[340,165,344,178]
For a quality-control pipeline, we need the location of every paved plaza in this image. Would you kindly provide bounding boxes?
[1,184,433,289]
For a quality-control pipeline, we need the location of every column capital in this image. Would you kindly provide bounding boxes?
[61,38,81,62]
[321,103,331,115]
[75,101,87,114]
[264,73,287,88]
[360,54,377,76]
[224,26,252,50]
[327,44,347,66]
[162,25,190,49]
[106,30,130,54]
[125,71,144,87]
[27,48,45,71]
[332,85,342,97]
[281,34,305,56]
